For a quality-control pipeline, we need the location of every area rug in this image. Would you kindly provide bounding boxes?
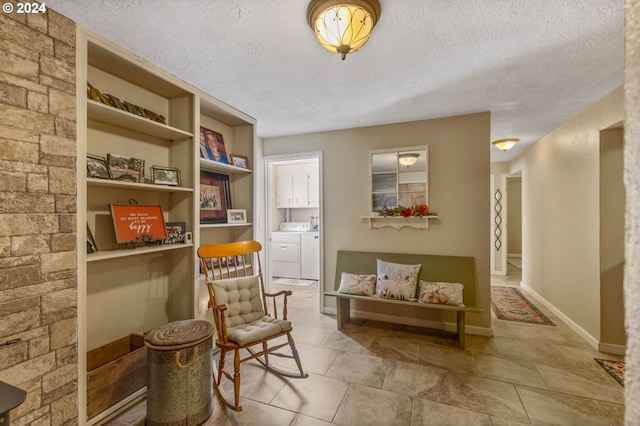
[595,358,625,387]
[491,287,555,326]
[272,278,316,287]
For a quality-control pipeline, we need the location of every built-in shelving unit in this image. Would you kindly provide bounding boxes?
[77,29,257,424]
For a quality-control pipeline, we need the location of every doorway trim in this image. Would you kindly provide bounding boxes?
[263,151,324,313]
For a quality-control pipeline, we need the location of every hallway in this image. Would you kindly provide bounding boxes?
[108,267,625,425]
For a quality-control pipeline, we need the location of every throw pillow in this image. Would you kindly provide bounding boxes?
[337,273,376,296]
[417,281,465,306]
[375,259,421,300]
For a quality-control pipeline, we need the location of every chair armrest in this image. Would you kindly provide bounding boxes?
[263,291,291,320]
[212,303,229,344]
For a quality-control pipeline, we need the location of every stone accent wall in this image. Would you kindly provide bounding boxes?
[625,1,640,423]
[0,3,77,425]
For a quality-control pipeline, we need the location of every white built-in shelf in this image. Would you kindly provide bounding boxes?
[87,243,193,262]
[200,222,253,229]
[199,158,252,175]
[361,214,439,230]
[87,177,193,193]
[87,100,193,140]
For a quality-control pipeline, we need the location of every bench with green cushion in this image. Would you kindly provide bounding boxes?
[325,250,481,349]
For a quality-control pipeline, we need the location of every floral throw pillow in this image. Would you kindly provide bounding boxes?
[338,273,376,296]
[417,281,465,306]
[375,260,421,300]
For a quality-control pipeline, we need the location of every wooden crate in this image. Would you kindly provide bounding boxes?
[87,334,147,420]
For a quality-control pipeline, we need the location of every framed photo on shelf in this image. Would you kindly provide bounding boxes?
[200,126,229,164]
[227,209,247,224]
[110,204,167,244]
[107,153,145,183]
[87,223,98,254]
[151,165,181,186]
[230,154,250,170]
[86,154,111,179]
[164,221,186,244]
[200,170,232,224]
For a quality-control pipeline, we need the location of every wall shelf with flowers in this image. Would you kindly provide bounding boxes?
[361,204,438,230]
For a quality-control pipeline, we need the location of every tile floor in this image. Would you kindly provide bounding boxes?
[105,265,626,425]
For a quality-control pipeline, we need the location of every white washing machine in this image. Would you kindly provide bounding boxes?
[270,222,311,278]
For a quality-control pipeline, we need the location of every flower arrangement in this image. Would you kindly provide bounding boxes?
[379,204,429,218]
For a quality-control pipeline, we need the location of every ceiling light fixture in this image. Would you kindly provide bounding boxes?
[398,153,419,168]
[492,138,519,151]
[307,0,381,60]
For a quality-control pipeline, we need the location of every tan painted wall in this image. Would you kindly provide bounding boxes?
[599,128,626,348]
[510,87,624,342]
[624,0,640,422]
[507,178,522,255]
[263,113,492,330]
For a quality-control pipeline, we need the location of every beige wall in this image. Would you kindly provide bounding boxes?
[599,128,626,348]
[263,113,492,330]
[624,0,640,422]
[0,6,78,425]
[507,178,522,255]
[489,162,510,274]
[510,87,624,343]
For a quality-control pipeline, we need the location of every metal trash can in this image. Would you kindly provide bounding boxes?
[145,320,215,425]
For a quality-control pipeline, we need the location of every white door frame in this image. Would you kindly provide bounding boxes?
[263,151,324,312]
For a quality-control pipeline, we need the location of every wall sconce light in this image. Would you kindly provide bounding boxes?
[398,153,419,168]
[492,138,519,151]
[307,0,381,60]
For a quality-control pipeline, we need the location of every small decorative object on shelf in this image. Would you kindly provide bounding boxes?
[151,165,181,186]
[230,154,250,170]
[87,154,111,179]
[379,204,430,217]
[200,171,232,224]
[107,153,145,183]
[199,126,229,164]
[163,222,187,244]
[110,204,167,245]
[87,81,167,124]
[87,224,98,254]
[227,209,247,224]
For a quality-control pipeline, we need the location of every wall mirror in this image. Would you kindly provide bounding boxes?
[370,146,429,214]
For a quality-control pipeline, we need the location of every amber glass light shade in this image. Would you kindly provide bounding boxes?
[307,0,381,60]
[492,138,519,151]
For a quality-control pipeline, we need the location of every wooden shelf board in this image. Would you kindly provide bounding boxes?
[87,177,193,193]
[87,243,193,262]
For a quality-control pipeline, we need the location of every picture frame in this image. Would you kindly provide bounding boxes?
[87,154,111,179]
[164,221,186,244]
[151,165,181,186]
[107,153,145,183]
[227,209,247,224]
[200,170,232,224]
[200,126,229,164]
[110,204,167,244]
[230,154,250,170]
[87,223,98,254]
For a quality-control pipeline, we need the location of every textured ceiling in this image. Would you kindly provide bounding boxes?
[46,0,623,161]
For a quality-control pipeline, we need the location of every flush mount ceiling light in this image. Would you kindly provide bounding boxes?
[307,0,381,60]
[398,153,419,168]
[492,138,520,151]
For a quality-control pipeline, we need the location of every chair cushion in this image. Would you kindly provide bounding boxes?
[226,315,292,345]
[210,275,264,327]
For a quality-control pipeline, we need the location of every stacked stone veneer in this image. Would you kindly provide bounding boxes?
[0,3,78,425]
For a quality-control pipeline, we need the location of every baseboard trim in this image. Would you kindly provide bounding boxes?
[520,282,600,350]
[507,253,522,258]
[598,342,626,356]
[320,308,493,337]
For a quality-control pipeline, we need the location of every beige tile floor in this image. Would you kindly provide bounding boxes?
[104,265,625,425]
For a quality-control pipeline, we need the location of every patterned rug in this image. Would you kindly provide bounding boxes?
[595,358,625,387]
[491,287,555,326]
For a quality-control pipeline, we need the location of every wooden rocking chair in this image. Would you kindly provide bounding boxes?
[197,240,308,411]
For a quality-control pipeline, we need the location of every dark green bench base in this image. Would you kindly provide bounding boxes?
[325,291,479,349]
[329,250,482,350]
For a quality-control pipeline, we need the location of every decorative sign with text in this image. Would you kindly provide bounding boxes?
[110,204,167,244]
